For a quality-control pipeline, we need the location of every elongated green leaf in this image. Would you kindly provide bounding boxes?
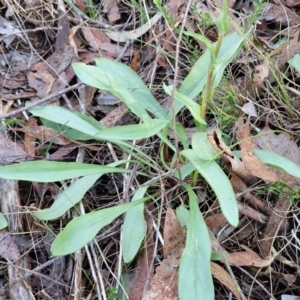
[192,132,218,161]
[179,32,244,101]
[30,105,101,138]
[174,162,196,180]
[0,213,8,230]
[94,58,168,120]
[41,111,105,141]
[51,197,150,255]
[181,149,238,227]
[122,186,147,263]
[95,119,169,140]
[176,204,189,228]
[179,184,214,300]
[72,62,167,121]
[289,54,300,73]
[0,161,129,182]
[33,174,101,220]
[175,123,189,150]
[254,149,300,179]
[164,84,206,125]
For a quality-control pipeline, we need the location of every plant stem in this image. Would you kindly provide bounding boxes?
[199,33,224,131]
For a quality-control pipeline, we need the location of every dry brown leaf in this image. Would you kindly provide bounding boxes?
[211,262,241,300]
[14,125,71,145]
[103,0,120,22]
[253,64,269,88]
[205,213,228,231]
[0,131,28,164]
[24,118,37,157]
[145,207,185,300]
[75,0,86,12]
[286,0,300,7]
[129,203,155,300]
[262,3,300,27]
[100,104,129,128]
[27,70,55,98]
[236,119,278,181]
[82,28,110,51]
[227,251,274,267]
[0,231,20,261]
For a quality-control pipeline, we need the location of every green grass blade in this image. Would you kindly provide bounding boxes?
[33,174,101,220]
[0,161,129,182]
[179,184,214,300]
[181,149,238,227]
[51,197,150,256]
[122,186,147,263]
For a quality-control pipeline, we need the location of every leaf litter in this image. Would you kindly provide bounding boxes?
[1,0,300,299]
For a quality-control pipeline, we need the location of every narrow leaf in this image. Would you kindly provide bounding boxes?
[289,53,300,74]
[254,149,300,179]
[72,62,167,121]
[179,184,214,300]
[181,149,238,227]
[33,175,101,220]
[122,186,148,263]
[179,32,244,100]
[51,197,149,256]
[29,105,101,138]
[0,161,129,182]
[95,119,169,140]
[0,213,8,230]
[192,132,218,161]
[164,84,206,125]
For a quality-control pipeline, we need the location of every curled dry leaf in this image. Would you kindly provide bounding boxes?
[227,250,274,267]
[207,130,257,184]
[236,119,278,181]
[211,262,241,300]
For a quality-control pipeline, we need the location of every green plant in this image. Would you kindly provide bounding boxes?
[1,4,300,299]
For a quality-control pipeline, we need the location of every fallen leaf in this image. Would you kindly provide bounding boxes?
[103,0,120,23]
[129,202,155,300]
[14,125,71,145]
[240,102,258,117]
[236,119,278,181]
[227,250,274,267]
[253,64,269,88]
[211,262,241,300]
[286,0,300,7]
[0,231,20,261]
[145,207,185,300]
[82,28,110,51]
[24,118,37,157]
[0,131,28,164]
[261,3,300,27]
[100,104,129,128]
